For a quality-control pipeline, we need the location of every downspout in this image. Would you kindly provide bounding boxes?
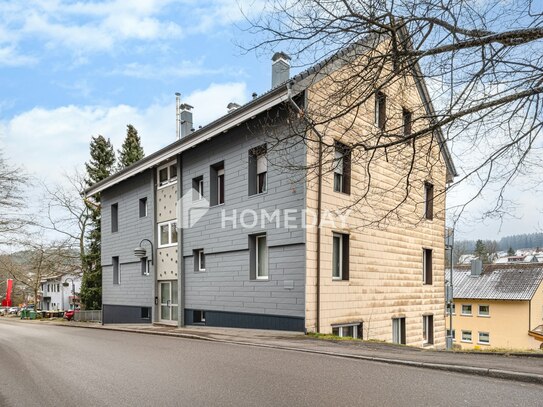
[177,153,185,327]
[287,82,323,333]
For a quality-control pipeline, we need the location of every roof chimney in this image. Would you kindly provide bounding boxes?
[180,103,193,139]
[470,259,483,277]
[271,52,291,88]
[175,92,181,140]
[227,102,241,113]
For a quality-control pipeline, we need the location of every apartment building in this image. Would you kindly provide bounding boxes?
[40,274,82,311]
[447,264,543,350]
[86,33,456,347]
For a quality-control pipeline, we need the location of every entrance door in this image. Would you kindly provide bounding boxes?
[159,281,178,324]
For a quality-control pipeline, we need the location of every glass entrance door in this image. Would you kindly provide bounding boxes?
[159,281,178,323]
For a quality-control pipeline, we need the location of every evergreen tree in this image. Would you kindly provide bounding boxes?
[117,124,144,170]
[507,247,515,256]
[80,135,115,310]
[474,239,488,263]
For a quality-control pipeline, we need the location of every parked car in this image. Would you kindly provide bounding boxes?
[8,307,19,315]
[64,309,78,321]
[0,307,9,316]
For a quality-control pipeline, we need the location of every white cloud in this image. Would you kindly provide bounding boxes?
[0,45,37,67]
[0,82,248,181]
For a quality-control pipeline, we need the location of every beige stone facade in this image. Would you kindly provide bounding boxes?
[304,46,449,348]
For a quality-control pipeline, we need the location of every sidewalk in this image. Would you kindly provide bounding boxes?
[30,319,543,384]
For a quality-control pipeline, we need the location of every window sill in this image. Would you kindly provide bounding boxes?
[195,269,206,273]
[332,190,351,196]
[157,181,177,190]
[158,243,177,249]
[255,277,269,281]
[478,315,490,318]
[461,314,472,317]
[460,340,472,343]
[477,342,490,346]
[248,191,268,198]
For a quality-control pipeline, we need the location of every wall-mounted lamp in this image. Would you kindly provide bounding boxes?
[134,238,154,265]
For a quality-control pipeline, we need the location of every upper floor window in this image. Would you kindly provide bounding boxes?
[139,197,147,218]
[423,248,432,285]
[402,108,412,137]
[158,220,178,248]
[249,145,267,196]
[113,256,120,285]
[461,304,472,316]
[478,305,490,316]
[194,249,205,272]
[210,162,225,206]
[158,161,178,188]
[332,233,349,280]
[192,176,204,201]
[141,257,149,276]
[111,203,118,233]
[424,182,434,220]
[375,91,386,130]
[333,142,351,194]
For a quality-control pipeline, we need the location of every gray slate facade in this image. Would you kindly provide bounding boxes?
[101,107,307,330]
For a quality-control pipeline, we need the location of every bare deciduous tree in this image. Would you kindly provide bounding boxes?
[0,149,29,244]
[243,0,543,227]
[0,238,78,306]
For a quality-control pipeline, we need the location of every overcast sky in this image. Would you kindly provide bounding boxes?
[0,0,540,242]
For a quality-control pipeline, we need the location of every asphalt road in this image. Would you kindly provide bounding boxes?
[1,320,542,407]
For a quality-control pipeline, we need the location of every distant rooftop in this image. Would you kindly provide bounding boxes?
[453,264,543,301]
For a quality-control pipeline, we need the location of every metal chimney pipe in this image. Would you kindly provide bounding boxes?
[175,92,181,140]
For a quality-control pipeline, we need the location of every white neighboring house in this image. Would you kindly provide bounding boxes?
[39,274,82,311]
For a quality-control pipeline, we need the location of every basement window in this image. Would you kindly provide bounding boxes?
[141,307,150,319]
[331,323,362,339]
[194,310,206,324]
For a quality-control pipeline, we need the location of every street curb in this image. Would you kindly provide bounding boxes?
[33,321,543,385]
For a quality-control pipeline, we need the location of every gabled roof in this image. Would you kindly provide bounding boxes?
[453,265,543,301]
[85,32,457,196]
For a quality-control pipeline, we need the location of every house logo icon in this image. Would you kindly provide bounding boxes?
[176,191,210,229]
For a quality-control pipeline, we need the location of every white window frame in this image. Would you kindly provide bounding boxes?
[332,233,343,280]
[217,168,225,205]
[256,235,268,280]
[157,161,178,189]
[478,331,490,345]
[461,330,472,343]
[256,153,267,194]
[422,315,433,345]
[332,324,360,339]
[198,249,205,272]
[197,178,204,200]
[478,304,490,317]
[461,304,472,316]
[158,221,178,248]
[392,317,405,344]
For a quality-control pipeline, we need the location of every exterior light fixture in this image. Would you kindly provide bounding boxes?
[134,238,154,265]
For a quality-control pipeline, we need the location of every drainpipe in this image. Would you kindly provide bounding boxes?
[177,153,185,327]
[287,82,323,333]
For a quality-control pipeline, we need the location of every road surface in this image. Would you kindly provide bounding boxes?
[0,319,542,406]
